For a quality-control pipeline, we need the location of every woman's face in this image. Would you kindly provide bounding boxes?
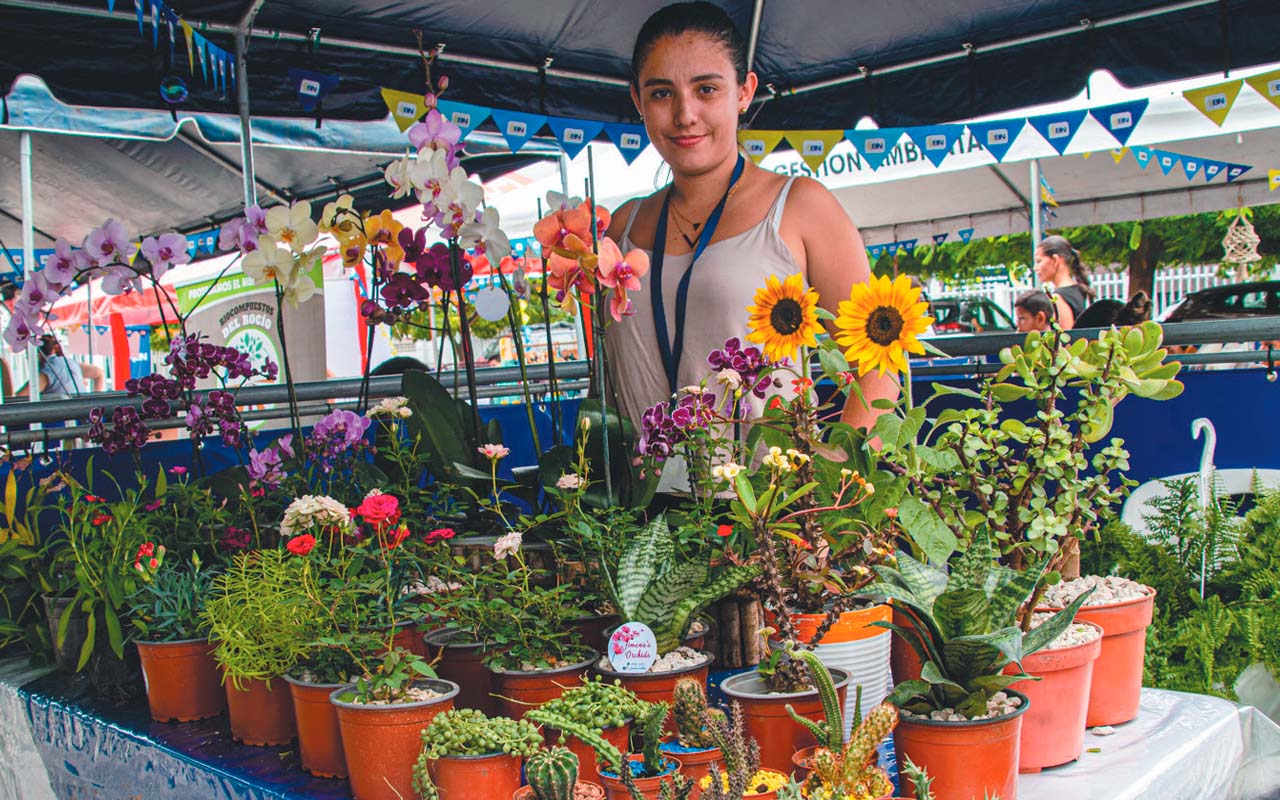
[631,32,756,178]
[1033,248,1061,284]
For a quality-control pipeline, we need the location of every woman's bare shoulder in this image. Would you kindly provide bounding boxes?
[606,191,664,247]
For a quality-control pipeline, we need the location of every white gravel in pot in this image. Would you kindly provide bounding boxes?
[1040,575,1149,608]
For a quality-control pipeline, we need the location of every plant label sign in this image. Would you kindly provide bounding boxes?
[608,622,657,673]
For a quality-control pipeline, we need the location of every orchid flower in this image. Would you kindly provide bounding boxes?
[101,264,143,296]
[458,206,511,263]
[243,239,298,286]
[265,201,319,254]
[44,239,84,287]
[408,109,462,160]
[365,210,406,265]
[140,232,192,280]
[83,219,137,267]
[595,237,650,321]
[385,154,416,200]
[546,251,596,312]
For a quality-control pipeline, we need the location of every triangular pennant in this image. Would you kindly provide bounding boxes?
[381,88,427,132]
[194,33,208,82]
[905,124,965,168]
[96,325,109,335]
[1181,157,1201,181]
[1183,79,1243,126]
[784,130,844,173]
[288,67,340,113]
[965,119,1025,163]
[490,109,547,154]
[181,20,194,73]
[844,128,906,171]
[211,47,222,94]
[1088,99,1148,146]
[867,244,885,260]
[737,130,786,164]
[603,123,650,165]
[546,117,606,160]
[135,0,145,35]
[958,228,975,244]
[164,8,179,62]
[1153,150,1180,176]
[150,0,160,48]
[885,242,902,256]
[1131,146,1153,169]
[1110,148,1128,164]
[436,100,492,142]
[228,59,236,92]
[1027,109,1088,155]
[901,239,918,255]
[108,0,115,11]
[1269,169,1280,192]
[80,324,89,334]
[1225,164,1252,183]
[1244,69,1280,112]
[1201,160,1226,182]
[932,232,949,245]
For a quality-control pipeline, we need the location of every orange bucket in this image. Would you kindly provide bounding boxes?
[284,675,348,779]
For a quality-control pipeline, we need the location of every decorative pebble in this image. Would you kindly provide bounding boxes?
[1040,575,1149,608]
[902,691,1021,722]
[1090,725,1117,736]
[1028,616,1103,650]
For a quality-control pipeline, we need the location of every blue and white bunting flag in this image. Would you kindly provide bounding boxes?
[135,0,146,36]
[958,228,975,244]
[603,123,650,165]
[1153,150,1180,176]
[490,109,547,154]
[1130,146,1153,169]
[901,239,918,255]
[436,100,492,142]
[546,117,605,160]
[965,119,1025,163]
[1088,99,1149,146]
[288,68,339,113]
[1201,160,1226,182]
[867,244,886,260]
[844,128,906,171]
[151,0,161,47]
[932,232,949,245]
[1180,157,1201,181]
[906,124,965,168]
[1225,164,1252,183]
[1027,109,1088,155]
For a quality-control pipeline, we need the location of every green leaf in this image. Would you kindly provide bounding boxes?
[637,561,706,650]
[871,413,902,452]
[1022,588,1095,655]
[948,527,995,592]
[942,630,1021,685]
[914,445,961,472]
[987,561,1047,628]
[893,553,949,610]
[666,565,759,654]
[897,497,958,566]
[103,605,124,660]
[886,679,933,706]
[897,407,927,449]
[933,589,990,640]
[818,346,850,380]
[926,384,983,404]
[920,339,951,358]
[734,473,757,514]
[77,611,96,672]
[920,660,965,690]
[615,516,671,619]
[989,383,1033,403]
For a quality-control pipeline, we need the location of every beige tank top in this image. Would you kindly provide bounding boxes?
[604,177,801,490]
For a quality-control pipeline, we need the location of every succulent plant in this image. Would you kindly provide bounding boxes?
[783,647,848,751]
[899,755,935,800]
[411,708,542,799]
[672,677,725,749]
[533,676,643,733]
[525,746,579,800]
[529,699,671,779]
[698,701,761,800]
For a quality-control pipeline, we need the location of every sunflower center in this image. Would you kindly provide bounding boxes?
[770,298,804,336]
[865,306,904,346]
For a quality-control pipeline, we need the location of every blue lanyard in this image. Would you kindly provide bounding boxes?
[650,154,746,395]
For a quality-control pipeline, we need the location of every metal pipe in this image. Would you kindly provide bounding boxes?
[176,129,286,203]
[19,132,39,406]
[1030,159,1043,253]
[234,30,257,208]
[745,0,766,72]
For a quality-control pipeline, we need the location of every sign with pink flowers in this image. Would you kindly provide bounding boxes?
[607,622,657,673]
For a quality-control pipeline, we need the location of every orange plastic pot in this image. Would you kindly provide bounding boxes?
[572,614,620,654]
[696,769,788,799]
[661,742,721,800]
[428,750,523,800]
[593,652,712,735]
[135,638,224,723]
[488,652,596,721]
[424,628,496,715]
[226,676,296,746]
[545,721,631,774]
[719,667,850,773]
[790,745,819,782]
[1007,621,1102,772]
[331,679,459,800]
[597,755,683,800]
[513,782,606,800]
[283,674,348,779]
[889,603,924,684]
[893,689,1030,800]
[786,605,891,645]
[1040,587,1155,726]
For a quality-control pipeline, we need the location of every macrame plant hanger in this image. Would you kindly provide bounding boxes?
[1221,208,1261,268]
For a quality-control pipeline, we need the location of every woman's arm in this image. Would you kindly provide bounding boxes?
[79,362,104,392]
[1053,295,1076,330]
[785,178,900,432]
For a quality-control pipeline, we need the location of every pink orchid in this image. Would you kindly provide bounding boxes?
[140,232,192,279]
[595,237,650,321]
[83,219,136,267]
[44,239,84,287]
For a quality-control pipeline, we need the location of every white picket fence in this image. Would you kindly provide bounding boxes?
[931,264,1239,320]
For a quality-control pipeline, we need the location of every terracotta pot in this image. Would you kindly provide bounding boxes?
[544,721,631,774]
[283,674,348,779]
[424,628,496,715]
[135,638,224,722]
[571,613,620,654]
[513,781,606,800]
[331,679,459,800]
[790,745,819,783]
[1040,587,1155,727]
[889,602,924,684]
[593,652,712,735]
[488,652,596,721]
[684,620,709,652]
[1007,621,1103,772]
[597,755,683,800]
[893,689,1030,800]
[719,667,850,774]
[660,742,721,800]
[428,750,523,800]
[225,676,297,746]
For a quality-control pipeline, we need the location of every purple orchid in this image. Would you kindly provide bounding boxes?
[380,272,430,310]
[140,232,192,279]
[83,219,136,267]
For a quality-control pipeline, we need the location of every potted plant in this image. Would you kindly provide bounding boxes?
[413,708,542,800]
[527,676,642,774]
[513,746,607,800]
[662,678,725,797]
[283,645,359,779]
[127,548,223,723]
[859,530,1094,800]
[694,701,788,800]
[594,515,756,723]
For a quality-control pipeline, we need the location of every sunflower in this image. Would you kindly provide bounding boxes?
[834,274,933,376]
[746,273,824,363]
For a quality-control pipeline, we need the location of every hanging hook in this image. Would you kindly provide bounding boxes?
[1266,345,1276,382]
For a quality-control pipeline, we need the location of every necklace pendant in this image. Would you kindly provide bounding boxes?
[691,221,702,230]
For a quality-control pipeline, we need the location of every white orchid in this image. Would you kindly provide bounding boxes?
[279,246,323,308]
[546,191,583,212]
[385,154,416,200]
[265,201,319,254]
[243,239,298,285]
[459,206,511,262]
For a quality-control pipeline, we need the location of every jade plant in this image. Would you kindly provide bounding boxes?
[412,708,542,799]
[671,677,725,749]
[524,747,582,800]
[859,528,1094,717]
[602,515,758,655]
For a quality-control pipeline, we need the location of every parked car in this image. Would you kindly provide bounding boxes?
[929,296,1015,334]
[1161,281,1280,322]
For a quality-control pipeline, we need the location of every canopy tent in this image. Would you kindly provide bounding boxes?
[2,0,1278,131]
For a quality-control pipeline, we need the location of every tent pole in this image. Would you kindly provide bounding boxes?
[1030,159,1043,256]
[745,0,765,72]
[19,132,40,406]
[559,152,588,368]
[235,30,257,208]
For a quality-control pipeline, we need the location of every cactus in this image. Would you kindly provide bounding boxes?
[799,700,898,800]
[899,755,935,800]
[526,708,624,774]
[701,702,761,800]
[784,647,847,751]
[672,677,724,748]
[637,701,670,775]
[526,747,579,800]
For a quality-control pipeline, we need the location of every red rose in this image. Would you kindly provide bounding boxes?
[92,512,112,526]
[716,524,733,538]
[286,534,317,556]
[356,493,401,532]
[425,527,456,544]
[384,523,411,549]
[85,495,105,503]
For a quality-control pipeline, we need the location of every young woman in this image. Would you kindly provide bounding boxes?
[1033,235,1095,330]
[604,1,896,441]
